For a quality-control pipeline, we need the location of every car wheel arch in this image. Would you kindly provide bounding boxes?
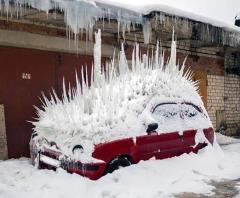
[104,154,133,175]
[107,154,133,165]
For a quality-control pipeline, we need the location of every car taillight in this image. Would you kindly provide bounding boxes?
[203,128,214,145]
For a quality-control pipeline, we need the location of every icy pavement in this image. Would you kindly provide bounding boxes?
[1,140,240,198]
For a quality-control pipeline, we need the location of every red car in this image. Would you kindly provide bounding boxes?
[30,101,214,180]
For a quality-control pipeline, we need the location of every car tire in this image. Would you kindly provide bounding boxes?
[105,157,131,174]
[72,145,83,154]
[35,152,42,169]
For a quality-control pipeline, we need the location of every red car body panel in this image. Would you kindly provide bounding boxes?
[92,138,135,163]
[203,128,214,144]
[31,127,214,180]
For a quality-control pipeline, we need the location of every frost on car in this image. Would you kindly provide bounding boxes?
[30,30,215,180]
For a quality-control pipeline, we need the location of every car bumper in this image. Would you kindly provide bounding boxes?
[39,154,61,168]
[37,150,106,180]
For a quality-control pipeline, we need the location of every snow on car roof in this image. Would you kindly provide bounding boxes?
[32,30,212,155]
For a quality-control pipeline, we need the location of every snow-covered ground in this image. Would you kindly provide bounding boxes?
[1,136,240,198]
[216,132,240,145]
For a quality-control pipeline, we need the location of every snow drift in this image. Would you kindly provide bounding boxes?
[3,138,240,198]
[32,29,212,155]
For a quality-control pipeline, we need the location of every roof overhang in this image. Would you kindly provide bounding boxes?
[0,0,240,48]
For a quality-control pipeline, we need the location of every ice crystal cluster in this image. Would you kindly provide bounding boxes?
[32,29,212,154]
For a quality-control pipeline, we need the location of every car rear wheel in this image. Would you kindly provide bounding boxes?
[105,157,131,174]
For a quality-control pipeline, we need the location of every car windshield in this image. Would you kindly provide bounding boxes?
[151,103,209,132]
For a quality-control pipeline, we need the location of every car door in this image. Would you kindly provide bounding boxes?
[135,133,159,161]
[135,131,186,161]
[153,131,186,159]
[151,102,206,159]
[180,103,207,150]
[151,103,185,159]
[134,103,184,161]
[135,102,209,161]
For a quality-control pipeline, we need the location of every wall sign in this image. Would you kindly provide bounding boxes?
[22,73,31,80]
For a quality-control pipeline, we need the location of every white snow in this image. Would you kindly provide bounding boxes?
[216,133,240,145]
[32,29,212,156]
[7,0,239,30]
[1,0,240,46]
[194,128,210,146]
[93,29,102,84]
[1,142,240,197]
[39,155,60,168]
[96,0,240,29]
[236,13,240,20]
[142,20,152,44]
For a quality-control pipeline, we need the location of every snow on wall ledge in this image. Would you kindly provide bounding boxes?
[32,29,213,155]
[1,0,240,47]
[1,0,143,43]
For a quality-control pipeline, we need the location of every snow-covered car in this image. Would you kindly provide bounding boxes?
[30,30,215,180]
[30,101,214,180]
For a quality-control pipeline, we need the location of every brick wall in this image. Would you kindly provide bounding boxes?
[0,104,8,159]
[224,74,240,135]
[207,74,240,135]
[207,75,225,130]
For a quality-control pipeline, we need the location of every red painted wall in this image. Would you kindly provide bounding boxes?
[0,44,224,158]
[0,46,104,158]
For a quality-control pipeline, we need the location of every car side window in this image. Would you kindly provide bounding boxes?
[152,103,179,120]
[151,102,208,132]
[180,103,199,118]
[152,102,202,123]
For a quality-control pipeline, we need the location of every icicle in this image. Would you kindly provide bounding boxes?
[102,8,105,30]
[117,20,120,42]
[132,45,135,72]
[127,22,131,33]
[155,40,159,68]
[135,43,140,72]
[4,0,9,20]
[75,72,82,97]
[81,66,86,95]
[122,23,126,42]
[108,8,111,25]
[142,54,147,69]
[155,13,158,29]
[93,29,102,85]
[160,49,165,71]
[167,28,177,73]
[62,77,68,103]
[179,55,188,76]
[119,43,129,76]
[143,20,152,44]
[110,48,116,82]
